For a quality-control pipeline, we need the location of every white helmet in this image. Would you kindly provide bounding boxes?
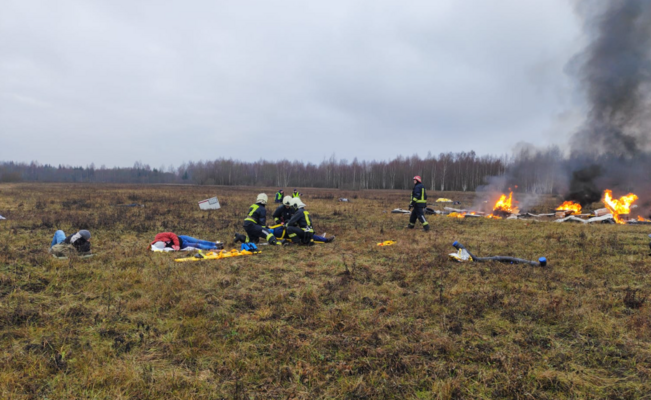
[256,193,268,204]
[283,195,293,206]
[291,197,305,209]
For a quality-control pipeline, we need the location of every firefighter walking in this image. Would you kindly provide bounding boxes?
[407,175,430,231]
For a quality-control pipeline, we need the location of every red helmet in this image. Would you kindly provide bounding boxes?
[413,175,422,183]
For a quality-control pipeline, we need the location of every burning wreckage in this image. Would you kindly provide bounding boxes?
[393,190,651,225]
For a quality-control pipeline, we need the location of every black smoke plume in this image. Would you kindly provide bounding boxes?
[567,0,651,204]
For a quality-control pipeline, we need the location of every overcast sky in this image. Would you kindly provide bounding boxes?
[0,0,586,168]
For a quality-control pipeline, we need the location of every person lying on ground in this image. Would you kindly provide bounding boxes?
[50,229,91,257]
[239,193,277,245]
[151,232,222,251]
[234,225,334,244]
[272,196,295,225]
[269,225,334,243]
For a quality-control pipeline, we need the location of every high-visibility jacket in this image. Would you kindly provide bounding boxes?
[292,191,301,198]
[244,203,267,227]
[410,182,427,208]
[286,208,313,232]
[275,191,283,203]
[273,204,295,224]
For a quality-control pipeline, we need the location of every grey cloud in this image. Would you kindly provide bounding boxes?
[1,0,582,167]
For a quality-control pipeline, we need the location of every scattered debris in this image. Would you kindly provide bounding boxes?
[338,198,350,202]
[113,203,144,208]
[518,213,554,218]
[377,240,396,246]
[0,215,5,220]
[435,198,453,203]
[198,196,220,210]
[448,241,547,267]
[555,214,615,224]
[593,208,610,217]
[391,208,411,214]
[556,201,582,216]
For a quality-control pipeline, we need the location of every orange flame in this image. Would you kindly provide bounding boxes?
[448,212,466,218]
[489,192,518,217]
[556,201,582,214]
[603,190,638,224]
[638,216,650,222]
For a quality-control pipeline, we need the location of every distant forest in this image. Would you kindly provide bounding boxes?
[0,146,572,193]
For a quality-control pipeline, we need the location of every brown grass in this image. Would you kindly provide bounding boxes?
[0,183,650,399]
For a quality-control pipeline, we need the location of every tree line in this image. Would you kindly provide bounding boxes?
[1,152,507,192]
[4,146,648,195]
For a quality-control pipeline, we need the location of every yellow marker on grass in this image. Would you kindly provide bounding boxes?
[377,240,396,246]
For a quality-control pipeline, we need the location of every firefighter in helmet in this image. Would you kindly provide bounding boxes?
[407,175,430,231]
[285,197,314,245]
[235,193,277,245]
[273,195,295,225]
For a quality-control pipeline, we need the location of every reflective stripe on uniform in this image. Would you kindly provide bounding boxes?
[413,188,427,204]
[246,204,260,224]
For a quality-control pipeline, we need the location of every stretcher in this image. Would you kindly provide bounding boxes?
[174,248,259,262]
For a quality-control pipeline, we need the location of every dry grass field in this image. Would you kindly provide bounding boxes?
[1,183,650,399]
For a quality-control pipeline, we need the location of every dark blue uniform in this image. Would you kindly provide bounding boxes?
[408,182,430,231]
[243,203,276,244]
[275,191,283,203]
[272,204,295,225]
[286,208,314,244]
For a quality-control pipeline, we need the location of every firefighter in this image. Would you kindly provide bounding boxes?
[285,198,314,245]
[274,189,284,203]
[407,175,430,231]
[235,193,277,245]
[273,195,295,225]
[292,189,301,198]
